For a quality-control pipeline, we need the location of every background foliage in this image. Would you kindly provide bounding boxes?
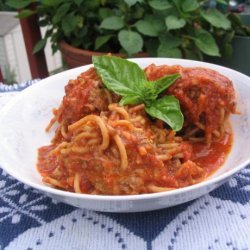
[6,0,240,60]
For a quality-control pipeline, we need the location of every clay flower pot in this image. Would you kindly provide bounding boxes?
[59,40,148,69]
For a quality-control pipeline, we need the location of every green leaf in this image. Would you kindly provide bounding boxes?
[159,33,182,49]
[16,9,35,18]
[93,56,183,130]
[148,0,172,10]
[133,6,145,19]
[98,8,114,19]
[159,33,182,57]
[100,16,124,30]
[221,43,232,60]
[76,16,84,28]
[144,15,166,33]
[94,35,113,50]
[62,13,79,35]
[6,0,33,9]
[145,96,184,131]
[124,0,143,7]
[153,74,181,95]
[135,20,159,37]
[52,3,71,24]
[41,0,61,6]
[194,30,220,56]
[120,95,142,105]
[32,38,47,54]
[157,44,182,58]
[201,9,231,29]
[165,15,186,31]
[173,0,183,9]
[93,55,147,97]
[224,31,235,43]
[182,0,199,12]
[74,0,84,7]
[118,30,143,55]
[216,0,227,4]
[184,49,200,60]
[38,18,48,27]
[145,40,158,56]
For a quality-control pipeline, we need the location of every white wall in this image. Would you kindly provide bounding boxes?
[6,25,31,83]
[0,37,7,74]
[0,13,62,83]
[41,27,62,72]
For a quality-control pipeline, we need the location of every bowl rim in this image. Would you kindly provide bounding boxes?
[0,57,250,202]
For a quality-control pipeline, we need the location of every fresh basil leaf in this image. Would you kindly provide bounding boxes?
[145,96,184,131]
[93,55,146,97]
[152,74,180,95]
[120,95,142,105]
[93,55,183,131]
[140,81,159,104]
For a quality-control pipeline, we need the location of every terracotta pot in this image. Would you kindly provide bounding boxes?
[59,40,148,69]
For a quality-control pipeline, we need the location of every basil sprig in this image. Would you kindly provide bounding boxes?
[92,55,183,131]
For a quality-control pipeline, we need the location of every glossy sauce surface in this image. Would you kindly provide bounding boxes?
[192,132,232,174]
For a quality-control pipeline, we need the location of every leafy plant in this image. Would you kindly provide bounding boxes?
[3,64,17,85]
[7,0,236,60]
[0,0,14,11]
[228,13,250,37]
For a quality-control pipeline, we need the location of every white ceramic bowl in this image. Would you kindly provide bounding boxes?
[0,58,250,213]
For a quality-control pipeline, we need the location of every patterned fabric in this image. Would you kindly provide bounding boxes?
[0,81,249,250]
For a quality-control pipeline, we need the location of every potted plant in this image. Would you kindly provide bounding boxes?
[7,0,235,68]
[216,12,250,75]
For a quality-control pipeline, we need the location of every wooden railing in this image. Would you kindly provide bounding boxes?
[19,10,49,79]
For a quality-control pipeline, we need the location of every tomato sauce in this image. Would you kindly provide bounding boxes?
[36,64,236,195]
[191,132,233,174]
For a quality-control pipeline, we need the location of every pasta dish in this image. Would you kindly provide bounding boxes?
[37,56,236,195]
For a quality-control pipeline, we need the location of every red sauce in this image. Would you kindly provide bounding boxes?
[191,132,232,175]
[37,65,235,195]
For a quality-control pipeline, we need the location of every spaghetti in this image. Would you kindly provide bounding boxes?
[145,64,237,145]
[37,64,235,195]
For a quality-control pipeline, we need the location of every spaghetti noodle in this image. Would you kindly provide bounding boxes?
[37,64,235,195]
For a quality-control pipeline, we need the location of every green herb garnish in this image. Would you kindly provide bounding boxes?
[92,55,183,131]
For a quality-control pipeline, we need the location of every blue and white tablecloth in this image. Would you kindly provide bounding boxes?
[0,81,249,250]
